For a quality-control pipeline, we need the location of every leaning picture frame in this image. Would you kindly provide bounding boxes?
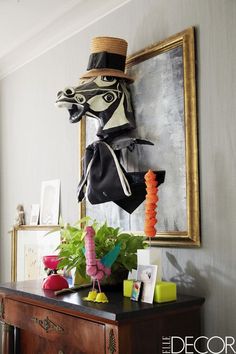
[40,179,60,225]
[11,225,60,281]
[79,27,200,247]
[137,265,158,304]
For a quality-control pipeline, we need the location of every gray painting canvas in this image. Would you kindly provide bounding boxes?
[84,46,187,234]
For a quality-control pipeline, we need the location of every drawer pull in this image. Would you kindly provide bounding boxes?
[58,351,65,354]
[32,316,64,334]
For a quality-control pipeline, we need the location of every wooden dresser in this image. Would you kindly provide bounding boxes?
[0,280,204,354]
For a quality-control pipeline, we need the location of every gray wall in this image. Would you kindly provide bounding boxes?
[0,0,236,338]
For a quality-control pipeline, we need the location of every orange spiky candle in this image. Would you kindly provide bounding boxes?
[144,170,158,237]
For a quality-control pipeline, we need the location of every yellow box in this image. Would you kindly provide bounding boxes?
[123,280,134,297]
[154,281,177,303]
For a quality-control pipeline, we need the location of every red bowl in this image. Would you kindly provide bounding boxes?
[42,255,60,270]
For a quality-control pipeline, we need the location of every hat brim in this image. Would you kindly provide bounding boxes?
[80,68,134,83]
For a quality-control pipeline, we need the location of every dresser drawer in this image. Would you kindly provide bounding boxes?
[4,298,105,354]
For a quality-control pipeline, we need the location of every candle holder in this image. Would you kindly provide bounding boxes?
[42,255,69,291]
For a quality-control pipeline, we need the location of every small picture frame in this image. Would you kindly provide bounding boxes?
[29,204,40,225]
[137,264,158,304]
[130,281,143,301]
[40,179,60,225]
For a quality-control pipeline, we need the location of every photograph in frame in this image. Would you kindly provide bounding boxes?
[29,204,40,225]
[137,264,158,304]
[40,179,60,225]
[130,280,143,302]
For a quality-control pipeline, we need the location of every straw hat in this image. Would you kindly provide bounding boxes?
[80,36,134,82]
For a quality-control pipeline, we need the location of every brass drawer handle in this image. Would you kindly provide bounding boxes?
[31,316,64,334]
[58,351,65,354]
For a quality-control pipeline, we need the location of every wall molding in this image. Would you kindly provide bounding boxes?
[0,0,131,80]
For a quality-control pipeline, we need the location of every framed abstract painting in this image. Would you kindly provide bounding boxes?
[79,28,200,247]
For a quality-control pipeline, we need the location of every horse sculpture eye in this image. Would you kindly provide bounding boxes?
[103,92,116,103]
[102,76,115,82]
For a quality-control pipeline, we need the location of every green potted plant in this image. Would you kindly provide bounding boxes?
[55,217,147,286]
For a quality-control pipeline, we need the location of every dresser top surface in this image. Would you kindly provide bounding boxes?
[0,280,204,322]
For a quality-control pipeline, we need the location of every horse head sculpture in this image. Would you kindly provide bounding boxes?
[55,74,163,214]
[56,76,135,139]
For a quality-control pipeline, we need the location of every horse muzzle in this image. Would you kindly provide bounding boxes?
[68,103,88,123]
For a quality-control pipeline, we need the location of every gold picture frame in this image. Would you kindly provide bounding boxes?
[79,27,200,247]
[11,225,60,281]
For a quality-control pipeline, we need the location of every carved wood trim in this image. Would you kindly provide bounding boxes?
[105,325,119,354]
[1,322,14,354]
[0,297,4,319]
[108,328,117,354]
[31,316,64,334]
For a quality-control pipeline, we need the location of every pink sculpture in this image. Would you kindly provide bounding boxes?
[84,226,120,303]
[42,255,69,291]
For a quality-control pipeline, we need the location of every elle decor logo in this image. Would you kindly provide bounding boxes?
[162,336,236,354]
